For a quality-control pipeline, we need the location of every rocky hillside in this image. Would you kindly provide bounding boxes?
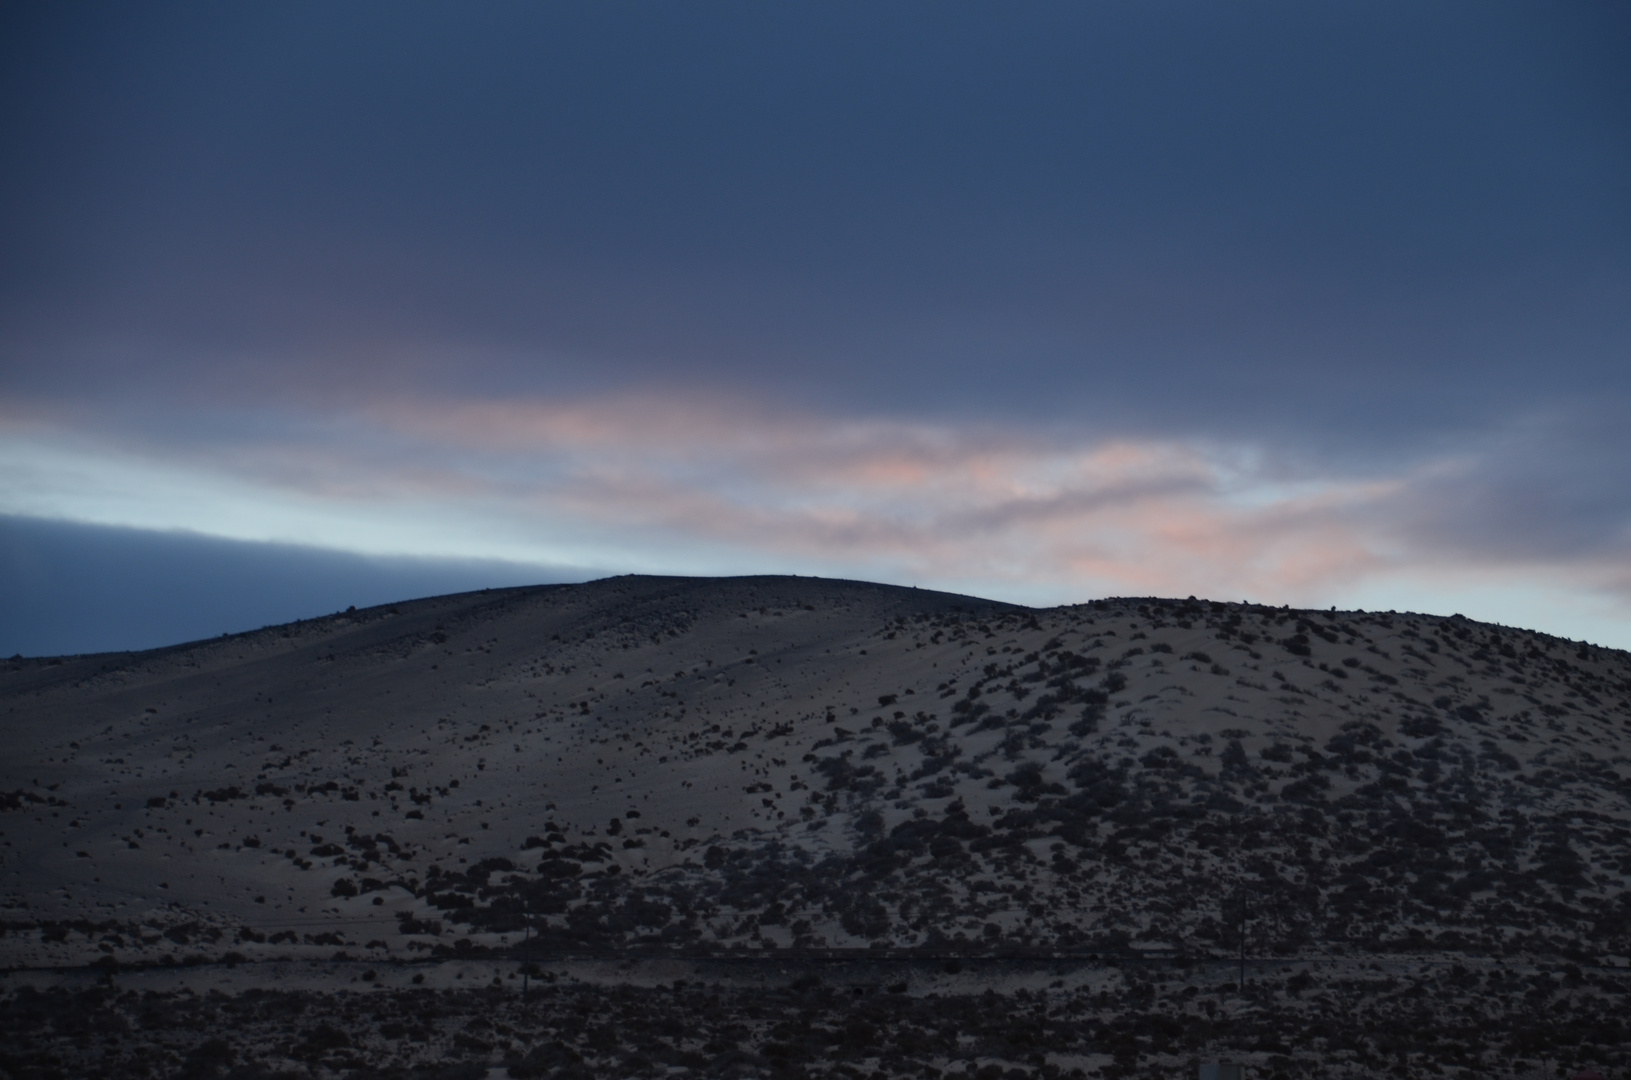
[3,575,1629,1079]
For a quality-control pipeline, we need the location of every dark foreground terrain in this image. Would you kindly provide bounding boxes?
[3,576,1630,1078]
[2,955,1627,1080]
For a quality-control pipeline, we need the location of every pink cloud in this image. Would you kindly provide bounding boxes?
[317,396,1416,599]
[5,392,1629,621]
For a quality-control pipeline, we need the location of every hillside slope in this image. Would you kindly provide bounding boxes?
[3,575,1630,1078]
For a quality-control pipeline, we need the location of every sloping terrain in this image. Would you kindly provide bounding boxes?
[2,575,1629,1079]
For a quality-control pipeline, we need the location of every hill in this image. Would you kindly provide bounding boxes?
[2,575,1629,1079]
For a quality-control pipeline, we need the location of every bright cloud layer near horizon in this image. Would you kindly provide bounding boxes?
[6,393,1631,652]
[2,2,1629,651]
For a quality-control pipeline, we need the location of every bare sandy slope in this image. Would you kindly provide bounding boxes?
[2,575,1629,974]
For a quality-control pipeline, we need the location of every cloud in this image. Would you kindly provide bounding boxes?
[0,514,591,656]
[6,393,1629,646]
[3,5,1630,652]
[4,3,1627,449]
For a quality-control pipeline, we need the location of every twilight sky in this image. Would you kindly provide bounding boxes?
[3,1,1630,654]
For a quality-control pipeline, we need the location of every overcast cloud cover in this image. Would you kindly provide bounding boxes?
[3,1,1630,652]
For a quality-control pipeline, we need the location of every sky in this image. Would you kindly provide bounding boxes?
[3,1,1630,654]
